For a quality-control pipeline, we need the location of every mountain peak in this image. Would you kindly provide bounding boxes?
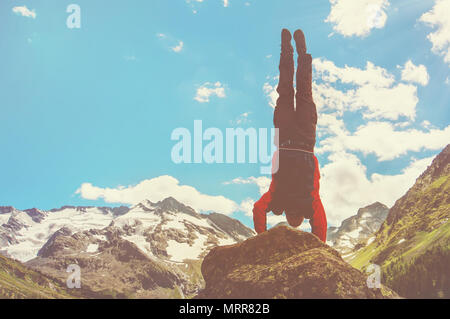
[356,202,389,218]
[418,143,449,182]
[327,202,389,254]
[154,197,198,217]
[0,206,15,214]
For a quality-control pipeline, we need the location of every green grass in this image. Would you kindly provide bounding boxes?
[351,220,450,271]
[0,254,76,299]
[348,242,379,270]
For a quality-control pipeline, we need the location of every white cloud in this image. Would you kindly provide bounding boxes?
[320,151,434,226]
[194,82,226,103]
[353,83,418,120]
[400,60,430,86]
[186,0,231,13]
[172,41,184,53]
[224,176,271,195]
[313,59,394,87]
[76,175,238,215]
[312,57,448,160]
[231,112,251,125]
[313,58,419,120]
[156,33,184,53]
[325,0,390,37]
[420,0,450,65]
[12,6,36,19]
[239,198,255,217]
[317,119,450,161]
[263,79,278,108]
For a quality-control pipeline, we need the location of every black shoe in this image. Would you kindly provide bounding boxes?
[294,29,307,54]
[281,29,293,52]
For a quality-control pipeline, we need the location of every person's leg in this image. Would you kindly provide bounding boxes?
[273,29,295,145]
[294,29,316,152]
[309,155,327,242]
[294,29,312,101]
[277,29,295,111]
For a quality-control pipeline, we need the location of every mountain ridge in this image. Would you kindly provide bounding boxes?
[349,144,450,298]
[327,202,389,255]
[0,196,255,298]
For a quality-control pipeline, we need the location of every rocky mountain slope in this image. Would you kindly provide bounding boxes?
[0,253,77,299]
[1,197,255,298]
[197,226,398,299]
[349,145,450,298]
[327,202,389,255]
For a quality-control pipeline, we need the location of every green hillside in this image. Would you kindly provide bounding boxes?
[349,145,450,298]
[0,254,78,299]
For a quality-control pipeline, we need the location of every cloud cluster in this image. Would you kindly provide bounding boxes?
[313,58,419,120]
[12,6,36,19]
[325,0,390,37]
[186,0,231,13]
[312,57,449,225]
[400,60,430,86]
[319,152,434,225]
[156,33,184,53]
[172,41,184,53]
[76,175,238,215]
[194,82,226,103]
[263,82,278,109]
[265,58,426,121]
[230,112,251,126]
[224,176,271,195]
[420,0,450,65]
[312,57,449,161]
[317,120,450,161]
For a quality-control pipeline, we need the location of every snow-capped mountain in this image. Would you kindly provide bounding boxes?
[0,206,122,261]
[0,197,254,298]
[0,198,254,263]
[109,197,254,262]
[327,202,389,255]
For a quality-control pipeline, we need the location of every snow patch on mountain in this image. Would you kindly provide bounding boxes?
[327,202,389,254]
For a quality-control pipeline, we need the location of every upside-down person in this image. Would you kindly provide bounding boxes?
[252,29,327,242]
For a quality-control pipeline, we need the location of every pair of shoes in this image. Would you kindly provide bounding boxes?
[281,28,306,54]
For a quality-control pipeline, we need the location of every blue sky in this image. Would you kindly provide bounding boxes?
[1,0,449,228]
